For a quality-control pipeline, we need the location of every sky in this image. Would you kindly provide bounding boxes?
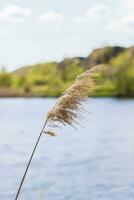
[0,0,134,71]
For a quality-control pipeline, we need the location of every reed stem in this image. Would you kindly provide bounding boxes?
[14,120,48,200]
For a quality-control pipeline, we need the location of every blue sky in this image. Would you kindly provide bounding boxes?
[0,0,134,70]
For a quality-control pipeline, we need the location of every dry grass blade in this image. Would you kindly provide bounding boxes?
[46,65,101,130]
[44,131,57,136]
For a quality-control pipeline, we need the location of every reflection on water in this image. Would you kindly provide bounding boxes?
[0,98,134,200]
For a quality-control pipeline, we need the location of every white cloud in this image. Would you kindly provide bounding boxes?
[39,12,64,24]
[107,21,120,31]
[108,15,134,32]
[0,4,32,23]
[73,4,111,24]
[122,16,134,30]
[86,4,111,19]
[107,0,134,33]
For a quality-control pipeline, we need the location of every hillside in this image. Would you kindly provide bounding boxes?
[0,45,134,97]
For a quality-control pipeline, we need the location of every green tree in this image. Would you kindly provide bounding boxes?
[0,73,12,87]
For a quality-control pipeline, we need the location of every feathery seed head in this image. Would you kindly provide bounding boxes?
[46,65,101,131]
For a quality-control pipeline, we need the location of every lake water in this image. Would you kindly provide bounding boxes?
[0,98,134,200]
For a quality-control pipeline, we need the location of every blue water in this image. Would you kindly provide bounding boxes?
[0,98,134,200]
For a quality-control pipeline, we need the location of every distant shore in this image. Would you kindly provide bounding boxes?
[0,46,134,98]
[0,88,133,98]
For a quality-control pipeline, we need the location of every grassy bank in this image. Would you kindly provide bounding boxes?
[0,46,134,97]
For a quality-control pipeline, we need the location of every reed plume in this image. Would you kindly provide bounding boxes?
[14,65,100,200]
[46,65,100,132]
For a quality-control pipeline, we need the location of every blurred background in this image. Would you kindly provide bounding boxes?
[0,0,134,97]
[0,0,134,200]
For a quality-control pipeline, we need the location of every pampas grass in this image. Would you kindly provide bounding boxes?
[14,65,100,200]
